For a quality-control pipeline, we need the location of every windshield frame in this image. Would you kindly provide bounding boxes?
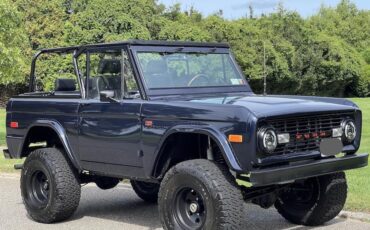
[130,45,252,97]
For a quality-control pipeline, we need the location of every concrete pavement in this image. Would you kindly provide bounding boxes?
[0,174,369,230]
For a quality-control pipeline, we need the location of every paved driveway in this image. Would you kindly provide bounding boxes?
[0,174,369,230]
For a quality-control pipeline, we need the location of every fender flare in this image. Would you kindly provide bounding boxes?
[21,120,81,170]
[152,125,243,175]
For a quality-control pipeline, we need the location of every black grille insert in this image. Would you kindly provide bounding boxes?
[264,112,354,155]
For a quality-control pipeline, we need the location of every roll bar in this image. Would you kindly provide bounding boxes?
[28,46,79,93]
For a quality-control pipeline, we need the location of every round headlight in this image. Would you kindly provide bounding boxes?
[259,127,277,153]
[343,120,356,143]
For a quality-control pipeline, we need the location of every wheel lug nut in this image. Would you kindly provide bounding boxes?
[189,202,199,214]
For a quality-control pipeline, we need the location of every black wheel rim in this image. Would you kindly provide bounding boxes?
[28,170,50,208]
[173,187,206,229]
[280,178,320,210]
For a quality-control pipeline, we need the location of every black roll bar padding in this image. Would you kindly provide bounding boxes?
[29,50,43,92]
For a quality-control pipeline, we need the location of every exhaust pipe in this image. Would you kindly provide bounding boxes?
[14,164,23,170]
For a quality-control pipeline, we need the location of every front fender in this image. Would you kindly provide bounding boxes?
[153,125,243,173]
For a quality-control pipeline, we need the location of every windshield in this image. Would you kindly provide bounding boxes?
[136,52,246,89]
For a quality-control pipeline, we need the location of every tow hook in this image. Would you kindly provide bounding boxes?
[14,164,23,170]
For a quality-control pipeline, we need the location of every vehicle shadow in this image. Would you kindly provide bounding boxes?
[69,184,162,229]
[69,184,345,230]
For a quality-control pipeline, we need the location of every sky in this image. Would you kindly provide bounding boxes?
[158,0,370,19]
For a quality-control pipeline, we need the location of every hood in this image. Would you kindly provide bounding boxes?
[168,94,358,118]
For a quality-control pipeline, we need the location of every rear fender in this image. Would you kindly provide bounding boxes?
[20,120,81,170]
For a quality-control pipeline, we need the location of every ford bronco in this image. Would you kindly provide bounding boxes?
[3,40,368,229]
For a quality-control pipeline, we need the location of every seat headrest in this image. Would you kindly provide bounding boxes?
[98,59,121,74]
[54,79,76,91]
[146,60,168,75]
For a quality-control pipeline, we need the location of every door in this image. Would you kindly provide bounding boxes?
[78,48,143,168]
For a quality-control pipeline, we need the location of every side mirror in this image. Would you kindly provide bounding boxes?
[100,90,116,102]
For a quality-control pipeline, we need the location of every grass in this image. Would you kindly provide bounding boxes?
[0,153,23,173]
[0,108,5,146]
[345,98,370,212]
[0,98,369,211]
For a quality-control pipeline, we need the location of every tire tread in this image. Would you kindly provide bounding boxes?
[159,159,244,230]
[275,172,347,226]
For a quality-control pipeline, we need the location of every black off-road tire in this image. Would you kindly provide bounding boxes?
[159,159,244,230]
[95,177,120,190]
[275,172,347,226]
[21,148,81,223]
[131,180,160,203]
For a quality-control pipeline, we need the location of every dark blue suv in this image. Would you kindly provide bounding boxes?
[3,40,368,230]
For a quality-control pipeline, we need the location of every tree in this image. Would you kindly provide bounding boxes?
[293,33,366,97]
[309,0,370,51]
[248,5,254,19]
[159,7,211,41]
[65,0,152,45]
[4,0,369,97]
[0,0,29,84]
[14,0,68,49]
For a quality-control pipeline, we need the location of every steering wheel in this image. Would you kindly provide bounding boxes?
[187,74,209,86]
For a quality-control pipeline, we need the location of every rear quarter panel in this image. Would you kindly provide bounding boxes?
[6,98,80,159]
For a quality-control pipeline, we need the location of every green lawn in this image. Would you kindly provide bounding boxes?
[0,98,369,211]
[0,108,5,146]
[0,153,23,173]
[345,98,370,212]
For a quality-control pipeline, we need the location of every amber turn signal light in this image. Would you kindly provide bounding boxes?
[228,134,243,143]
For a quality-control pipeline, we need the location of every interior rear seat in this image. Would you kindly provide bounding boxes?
[54,78,80,96]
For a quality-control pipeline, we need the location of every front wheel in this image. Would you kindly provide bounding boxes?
[158,159,245,230]
[275,172,347,226]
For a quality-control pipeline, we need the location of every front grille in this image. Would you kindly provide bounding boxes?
[265,112,354,155]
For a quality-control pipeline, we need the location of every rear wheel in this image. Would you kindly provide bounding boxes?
[158,159,244,230]
[21,148,81,223]
[275,172,347,226]
[131,180,159,203]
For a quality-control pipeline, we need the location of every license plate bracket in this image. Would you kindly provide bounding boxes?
[320,138,343,157]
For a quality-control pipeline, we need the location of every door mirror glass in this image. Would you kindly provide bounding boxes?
[100,90,115,102]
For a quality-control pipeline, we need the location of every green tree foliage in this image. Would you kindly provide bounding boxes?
[293,33,366,97]
[65,0,157,44]
[15,0,68,49]
[158,5,211,41]
[1,0,369,96]
[0,0,29,85]
[309,0,370,50]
